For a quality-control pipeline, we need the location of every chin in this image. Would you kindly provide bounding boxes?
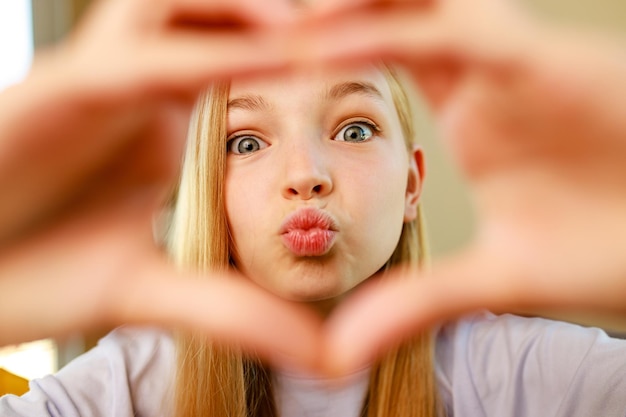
[282,286,348,317]
[280,283,345,303]
[267,270,350,303]
[247,263,365,307]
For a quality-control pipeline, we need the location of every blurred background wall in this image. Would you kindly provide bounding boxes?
[31,0,90,47]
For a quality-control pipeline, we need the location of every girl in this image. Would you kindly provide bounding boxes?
[4,0,626,368]
[168,66,437,417]
[3,63,626,417]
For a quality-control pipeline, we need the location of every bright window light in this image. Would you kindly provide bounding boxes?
[0,0,34,91]
[0,1,56,381]
[0,340,57,380]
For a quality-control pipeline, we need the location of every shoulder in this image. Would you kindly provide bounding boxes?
[80,325,175,377]
[0,326,175,417]
[436,312,625,368]
[435,313,626,417]
[437,311,613,355]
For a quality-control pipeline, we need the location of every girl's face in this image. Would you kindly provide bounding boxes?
[225,68,423,311]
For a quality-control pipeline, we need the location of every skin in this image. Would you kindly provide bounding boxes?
[2,0,626,377]
[0,0,325,371]
[225,68,423,315]
[303,0,626,374]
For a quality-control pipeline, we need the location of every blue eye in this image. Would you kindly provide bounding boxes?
[334,122,376,143]
[227,136,268,155]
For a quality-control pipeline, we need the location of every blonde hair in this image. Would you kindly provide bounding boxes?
[167,69,441,417]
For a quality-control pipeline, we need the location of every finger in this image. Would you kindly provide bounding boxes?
[412,60,464,111]
[321,248,517,376]
[0,78,188,244]
[301,3,531,69]
[0,253,323,373]
[311,0,433,18]
[112,262,324,373]
[70,31,291,101]
[0,183,167,348]
[158,0,298,26]
[130,30,298,95]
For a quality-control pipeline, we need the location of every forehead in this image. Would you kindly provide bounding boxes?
[228,67,394,107]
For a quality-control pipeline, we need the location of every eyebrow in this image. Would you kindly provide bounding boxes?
[227,81,384,113]
[325,81,385,103]
[227,94,273,112]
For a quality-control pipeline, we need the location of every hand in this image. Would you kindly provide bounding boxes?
[0,0,300,243]
[4,0,626,377]
[0,0,325,371]
[303,0,626,373]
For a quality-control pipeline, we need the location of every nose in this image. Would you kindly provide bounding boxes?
[281,143,332,200]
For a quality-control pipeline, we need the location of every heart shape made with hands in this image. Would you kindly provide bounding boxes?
[3,0,481,379]
[132,265,456,377]
[5,0,626,383]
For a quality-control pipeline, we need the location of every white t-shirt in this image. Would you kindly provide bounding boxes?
[1,313,626,417]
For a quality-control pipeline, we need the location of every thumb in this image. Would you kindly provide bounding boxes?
[108,259,325,373]
[322,247,515,375]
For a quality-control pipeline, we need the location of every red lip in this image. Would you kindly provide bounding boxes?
[279,207,338,257]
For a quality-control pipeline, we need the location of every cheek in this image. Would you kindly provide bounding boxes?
[370,166,408,234]
[355,149,409,211]
[342,151,409,253]
[225,165,276,266]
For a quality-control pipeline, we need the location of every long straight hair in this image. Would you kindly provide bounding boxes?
[167,68,441,417]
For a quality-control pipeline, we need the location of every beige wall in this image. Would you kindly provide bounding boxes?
[31,0,91,47]
[529,0,626,31]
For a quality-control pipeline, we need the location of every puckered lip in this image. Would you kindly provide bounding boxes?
[278,207,339,256]
[278,207,339,234]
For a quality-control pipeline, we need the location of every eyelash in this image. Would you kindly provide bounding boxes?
[332,119,381,141]
[226,134,269,155]
[226,118,382,152]
[339,118,379,132]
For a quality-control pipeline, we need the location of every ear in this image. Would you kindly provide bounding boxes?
[404,145,425,222]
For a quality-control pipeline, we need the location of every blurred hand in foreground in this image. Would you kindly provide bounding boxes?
[0,0,324,371]
[306,0,626,374]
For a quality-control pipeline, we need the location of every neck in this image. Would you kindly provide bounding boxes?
[305,296,344,319]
